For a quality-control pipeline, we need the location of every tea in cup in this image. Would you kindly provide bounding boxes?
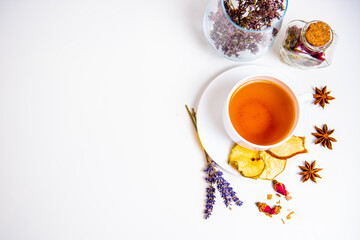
[223,76,299,150]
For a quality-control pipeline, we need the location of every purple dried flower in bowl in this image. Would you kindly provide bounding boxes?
[203,0,288,61]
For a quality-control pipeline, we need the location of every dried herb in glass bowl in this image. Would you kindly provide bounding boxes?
[203,0,287,61]
[224,0,285,31]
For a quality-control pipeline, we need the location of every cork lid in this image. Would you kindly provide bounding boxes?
[305,21,332,47]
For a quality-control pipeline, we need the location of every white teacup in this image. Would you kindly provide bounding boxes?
[223,75,300,150]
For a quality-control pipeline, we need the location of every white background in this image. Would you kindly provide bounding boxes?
[0,0,359,239]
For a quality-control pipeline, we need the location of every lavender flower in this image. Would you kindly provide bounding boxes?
[205,160,243,212]
[204,186,216,219]
[186,105,243,219]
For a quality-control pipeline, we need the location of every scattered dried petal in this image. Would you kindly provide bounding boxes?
[267,194,272,200]
[287,211,295,220]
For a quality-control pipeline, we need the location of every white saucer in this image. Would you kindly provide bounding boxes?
[196,65,300,175]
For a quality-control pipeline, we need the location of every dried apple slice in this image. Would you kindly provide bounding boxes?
[228,144,266,179]
[266,136,308,159]
[258,151,287,180]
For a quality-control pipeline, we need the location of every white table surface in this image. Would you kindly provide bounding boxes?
[0,0,359,239]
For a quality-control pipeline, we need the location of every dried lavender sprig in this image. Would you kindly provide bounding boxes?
[205,159,243,209]
[204,185,216,219]
[186,105,243,219]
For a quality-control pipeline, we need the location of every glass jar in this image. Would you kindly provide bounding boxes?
[280,20,337,69]
[203,0,288,62]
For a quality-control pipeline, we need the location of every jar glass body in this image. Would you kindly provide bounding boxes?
[280,20,338,69]
[203,0,288,62]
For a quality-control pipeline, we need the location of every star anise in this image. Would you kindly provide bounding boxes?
[312,124,337,150]
[299,161,322,183]
[313,86,335,108]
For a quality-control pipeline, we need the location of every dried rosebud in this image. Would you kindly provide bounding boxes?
[256,202,271,213]
[269,205,282,215]
[273,180,289,196]
[256,202,282,217]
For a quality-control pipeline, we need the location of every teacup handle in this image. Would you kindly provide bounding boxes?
[298,92,313,104]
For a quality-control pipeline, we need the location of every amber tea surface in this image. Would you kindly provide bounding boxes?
[229,80,296,146]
